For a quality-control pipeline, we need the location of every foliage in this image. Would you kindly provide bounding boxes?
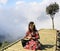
[46,2,59,16]
[0,43,2,47]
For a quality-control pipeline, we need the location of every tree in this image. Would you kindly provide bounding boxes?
[0,43,2,47]
[2,41,9,48]
[46,2,59,29]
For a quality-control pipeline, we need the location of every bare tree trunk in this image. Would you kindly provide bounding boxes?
[52,17,54,30]
[51,15,54,30]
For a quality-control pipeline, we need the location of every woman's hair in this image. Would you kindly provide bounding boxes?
[28,21,37,32]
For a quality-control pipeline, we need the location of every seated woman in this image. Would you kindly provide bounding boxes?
[21,21,41,51]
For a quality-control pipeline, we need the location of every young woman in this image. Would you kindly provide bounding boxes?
[22,21,41,51]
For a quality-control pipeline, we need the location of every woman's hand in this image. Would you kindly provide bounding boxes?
[24,35,32,40]
[32,37,35,39]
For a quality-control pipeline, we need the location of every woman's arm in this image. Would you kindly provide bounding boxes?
[24,31,32,39]
[35,31,40,39]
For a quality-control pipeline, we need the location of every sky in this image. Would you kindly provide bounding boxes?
[0,0,60,42]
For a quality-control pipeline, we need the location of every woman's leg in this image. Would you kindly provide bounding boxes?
[35,40,41,50]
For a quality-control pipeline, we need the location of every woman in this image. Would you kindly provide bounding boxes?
[21,21,41,51]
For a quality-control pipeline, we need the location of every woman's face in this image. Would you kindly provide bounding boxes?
[29,24,34,30]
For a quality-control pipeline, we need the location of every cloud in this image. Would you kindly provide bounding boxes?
[0,0,60,42]
[0,8,28,42]
[15,0,60,30]
[16,1,43,21]
[16,1,24,5]
[0,0,8,5]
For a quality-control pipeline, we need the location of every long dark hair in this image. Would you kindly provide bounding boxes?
[28,21,37,32]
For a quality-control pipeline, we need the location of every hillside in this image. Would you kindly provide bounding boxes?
[1,29,57,51]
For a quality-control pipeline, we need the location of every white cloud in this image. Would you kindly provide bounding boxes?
[16,1,24,5]
[0,0,8,4]
[15,0,60,30]
[16,1,42,21]
[0,8,28,42]
[0,0,60,42]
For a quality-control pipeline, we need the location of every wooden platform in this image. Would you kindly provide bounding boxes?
[1,29,57,51]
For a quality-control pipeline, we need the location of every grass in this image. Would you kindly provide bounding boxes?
[0,41,9,51]
[38,29,56,51]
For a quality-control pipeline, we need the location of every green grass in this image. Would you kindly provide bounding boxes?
[0,41,10,50]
